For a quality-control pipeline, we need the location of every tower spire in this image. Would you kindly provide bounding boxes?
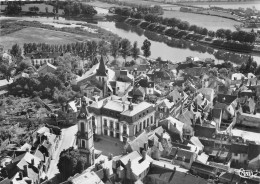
[96,55,107,76]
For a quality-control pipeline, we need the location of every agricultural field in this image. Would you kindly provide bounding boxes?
[1,27,91,50]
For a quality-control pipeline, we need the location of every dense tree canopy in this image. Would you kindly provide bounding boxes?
[58,147,87,182]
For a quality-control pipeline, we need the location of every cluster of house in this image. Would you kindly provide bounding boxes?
[1,47,260,183]
[48,56,260,183]
[0,51,60,98]
[0,126,60,184]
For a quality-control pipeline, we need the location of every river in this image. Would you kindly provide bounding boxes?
[1,7,260,65]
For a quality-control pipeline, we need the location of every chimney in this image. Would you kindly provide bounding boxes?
[173,167,176,174]
[129,100,133,111]
[144,143,148,151]
[108,153,113,161]
[31,158,34,166]
[142,150,147,160]
[19,171,23,180]
[23,165,28,177]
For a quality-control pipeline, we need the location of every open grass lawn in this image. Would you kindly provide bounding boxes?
[162,10,241,31]
[0,27,93,50]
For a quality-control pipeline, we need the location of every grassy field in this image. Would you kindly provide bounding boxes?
[1,27,94,50]
[162,10,241,31]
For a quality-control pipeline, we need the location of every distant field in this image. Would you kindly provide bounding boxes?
[0,27,92,50]
[162,10,241,31]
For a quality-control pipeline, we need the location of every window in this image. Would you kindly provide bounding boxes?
[81,139,86,148]
[104,119,107,126]
[147,118,149,125]
[143,120,146,129]
[81,122,85,132]
[110,121,114,128]
[116,133,120,139]
[139,123,142,131]
[116,122,119,130]
[110,131,114,137]
[151,116,153,124]
[104,129,108,135]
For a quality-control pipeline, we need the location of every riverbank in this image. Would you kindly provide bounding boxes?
[0,18,121,50]
[124,17,257,55]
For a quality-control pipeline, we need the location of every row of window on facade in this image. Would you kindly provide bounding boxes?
[32,59,54,65]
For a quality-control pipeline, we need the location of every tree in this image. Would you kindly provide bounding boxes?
[98,40,110,61]
[141,39,151,58]
[10,44,22,58]
[5,2,21,15]
[131,41,140,61]
[110,39,120,61]
[201,28,208,36]
[58,147,87,182]
[81,4,97,16]
[208,30,215,37]
[120,39,132,63]
[216,29,226,39]
[225,29,232,41]
[87,40,98,62]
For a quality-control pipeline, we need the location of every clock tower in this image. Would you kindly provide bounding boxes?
[76,97,95,167]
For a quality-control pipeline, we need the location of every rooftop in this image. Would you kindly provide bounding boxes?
[121,101,153,116]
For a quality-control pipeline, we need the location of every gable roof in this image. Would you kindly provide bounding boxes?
[37,62,57,73]
[148,165,207,184]
[126,130,148,153]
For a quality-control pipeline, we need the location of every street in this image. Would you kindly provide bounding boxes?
[46,125,78,179]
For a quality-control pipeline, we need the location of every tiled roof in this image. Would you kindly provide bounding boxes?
[147,165,207,184]
[127,130,148,152]
[219,172,241,184]
[70,171,104,184]
[248,142,260,160]
[191,161,216,174]
[230,143,248,154]
[194,125,216,139]
[120,102,153,116]
[37,62,57,73]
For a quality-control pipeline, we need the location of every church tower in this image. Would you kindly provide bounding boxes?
[96,56,108,83]
[76,97,95,166]
[96,56,108,96]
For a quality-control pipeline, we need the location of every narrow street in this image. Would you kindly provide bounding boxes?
[46,125,78,180]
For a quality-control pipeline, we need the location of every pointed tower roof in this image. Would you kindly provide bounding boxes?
[77,97,90,119]
[96,56,107,76]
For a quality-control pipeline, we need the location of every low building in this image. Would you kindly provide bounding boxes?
[25,52,61,66]
[37,62,57,76]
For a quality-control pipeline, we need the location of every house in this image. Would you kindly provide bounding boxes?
[3,152,43,184]
[218,172,241,184]
[148,68,171,83]
[162,146,197,169]
[116,69,134,83]
[190,161,217,179]
[112,151,153,183]
[37,62,57,76]
[67,171,104,184]
[88,96,155,143]
[230,141,248,167]
[155,99,175,121]
[146,164,207,184]
[159,117,187,142]
[25,52,61,66]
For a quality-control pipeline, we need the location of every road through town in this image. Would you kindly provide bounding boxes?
[46,125,78,179]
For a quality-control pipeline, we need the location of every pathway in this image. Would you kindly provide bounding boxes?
[46,125,78,179]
